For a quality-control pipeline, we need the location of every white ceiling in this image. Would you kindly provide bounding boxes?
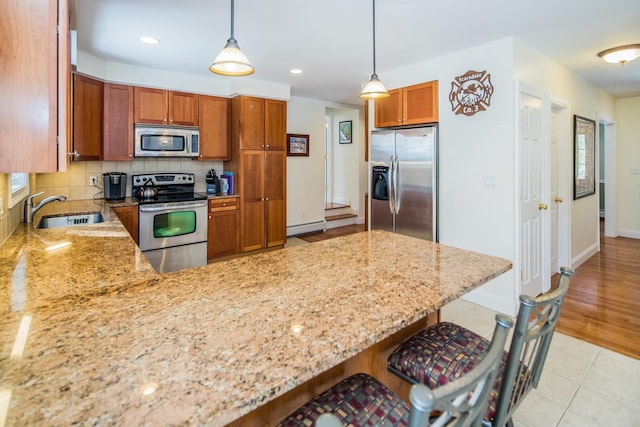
[76,0,640,105]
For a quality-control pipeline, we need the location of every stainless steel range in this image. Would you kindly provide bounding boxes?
[132,173,208,274]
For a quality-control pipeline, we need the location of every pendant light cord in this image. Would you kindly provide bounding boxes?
[230,0,235,39]
[372,0,377,74]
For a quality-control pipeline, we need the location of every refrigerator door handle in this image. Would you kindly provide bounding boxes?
[394,155,401,214]
[388,155,395,214]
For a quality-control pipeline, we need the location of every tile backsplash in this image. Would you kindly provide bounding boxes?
[36,159,224,201]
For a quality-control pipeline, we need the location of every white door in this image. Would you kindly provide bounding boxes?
[519,87,547,297]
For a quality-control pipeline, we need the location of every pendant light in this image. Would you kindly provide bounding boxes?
[360,0,389,99]
[597,44,640,66]
[209,0,254,76]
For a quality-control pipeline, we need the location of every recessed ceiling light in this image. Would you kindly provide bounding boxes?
[139,36,159,45]
[290,68,303,74]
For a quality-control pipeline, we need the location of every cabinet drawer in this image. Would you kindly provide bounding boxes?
[209,198,238,212]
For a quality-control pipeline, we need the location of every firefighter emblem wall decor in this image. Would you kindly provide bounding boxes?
[449,70,494,117]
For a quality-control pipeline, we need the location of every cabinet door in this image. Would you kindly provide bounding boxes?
[199,95,230,160]
[374,89,402,128]
[265,150,286,247]
[134,87,168,124]
[235,96,264,150]
[169,91,199,126]
[103,83,133,161]
[265,99,287,151]
[403,80,439,125]
[240,150,265,252]
[73,74,103,161]
[1,0,66,172]
[208,210,240,258]
[112,206,139,244]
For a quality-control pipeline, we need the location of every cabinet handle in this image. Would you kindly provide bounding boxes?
[129,154,133,158]
[208,215,211,220]
[265,197,269,201]
[67,150,80,160]
[222,203,226,207]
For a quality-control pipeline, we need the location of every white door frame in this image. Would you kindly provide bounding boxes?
[550,96,571,271]
[601,118,617,238]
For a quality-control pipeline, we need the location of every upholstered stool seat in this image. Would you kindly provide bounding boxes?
[387,321,516,424]
[278,373,410,427]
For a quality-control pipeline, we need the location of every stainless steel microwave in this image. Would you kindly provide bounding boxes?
[134,124,200,158]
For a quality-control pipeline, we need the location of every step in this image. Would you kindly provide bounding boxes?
[325,213,357,229]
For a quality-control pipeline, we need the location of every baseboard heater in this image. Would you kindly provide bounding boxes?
[287,220,326,237]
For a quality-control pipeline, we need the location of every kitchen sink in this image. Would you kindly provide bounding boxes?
[37,212,105,229]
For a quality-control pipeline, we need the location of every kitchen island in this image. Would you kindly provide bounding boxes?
[0,202,511,426]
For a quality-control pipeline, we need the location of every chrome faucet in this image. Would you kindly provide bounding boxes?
[24,191,67,223]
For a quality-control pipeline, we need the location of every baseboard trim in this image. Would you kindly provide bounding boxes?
[571,243,598,269]
[618,228,640,239]
[287,220,326,237]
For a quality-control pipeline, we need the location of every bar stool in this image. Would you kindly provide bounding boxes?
[278,314,513,427]
[387,267,574,427]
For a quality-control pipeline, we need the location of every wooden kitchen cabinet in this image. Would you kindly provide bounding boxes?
[207,197,240,259]
[134,87,199,126]
[72,74,103,161]
[226,96,287,252]
[198,95,230,160]
[103,83,134,161]
[112,205,138,244]
[375,80,438,127]
[1,0,70,172]
[237,150,286,251]
[265,98,287,151]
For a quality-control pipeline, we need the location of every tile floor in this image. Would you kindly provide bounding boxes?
[286,237,640,426]
[442,298,640,427]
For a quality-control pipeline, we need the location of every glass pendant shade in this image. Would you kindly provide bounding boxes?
[360,73,389,99]
[209,37,254,76]
[597,44,640,65]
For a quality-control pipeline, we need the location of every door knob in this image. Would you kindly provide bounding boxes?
[555,197,563,203]
[538,203,548,210]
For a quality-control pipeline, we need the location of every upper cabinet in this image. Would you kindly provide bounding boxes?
[134,87,199,126]
[374,80,439,128]
[232,96,287,151]
[198,95,230,160]
[72,74,103,161]
[103,83,134,161]
[1,0,69,172]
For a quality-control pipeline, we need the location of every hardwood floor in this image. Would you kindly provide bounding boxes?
[295,222,640,360]
[553,221,640,360]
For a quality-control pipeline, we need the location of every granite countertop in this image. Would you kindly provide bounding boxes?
[0,201,512,426]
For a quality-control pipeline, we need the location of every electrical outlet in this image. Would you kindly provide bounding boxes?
[90,176,98,186]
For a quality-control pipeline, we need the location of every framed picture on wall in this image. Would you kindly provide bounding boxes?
[573,115,596,199]
[339,120,352,144]
[287,134,310,156]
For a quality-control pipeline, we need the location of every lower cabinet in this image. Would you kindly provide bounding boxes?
[207,197,240,259]
[111,205,138,244]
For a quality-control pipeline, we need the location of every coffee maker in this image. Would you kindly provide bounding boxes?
[103,172,127,200]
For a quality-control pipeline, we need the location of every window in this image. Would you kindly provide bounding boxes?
[9,173,29,208]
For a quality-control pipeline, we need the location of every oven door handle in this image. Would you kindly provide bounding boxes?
[139,201,208,212]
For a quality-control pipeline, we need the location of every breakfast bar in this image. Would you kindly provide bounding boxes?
[0,207,511,426]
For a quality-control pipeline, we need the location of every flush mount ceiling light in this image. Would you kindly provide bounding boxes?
[597,44,640,66]
[209,0,254,76]
[360,0,389,99]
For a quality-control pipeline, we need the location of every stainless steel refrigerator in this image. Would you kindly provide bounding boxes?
[370,126,438,241]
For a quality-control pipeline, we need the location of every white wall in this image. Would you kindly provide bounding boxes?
[286,97,327,229]
[617,97,640,237]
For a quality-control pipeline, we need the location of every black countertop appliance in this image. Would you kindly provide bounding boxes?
[103,172,127,200]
